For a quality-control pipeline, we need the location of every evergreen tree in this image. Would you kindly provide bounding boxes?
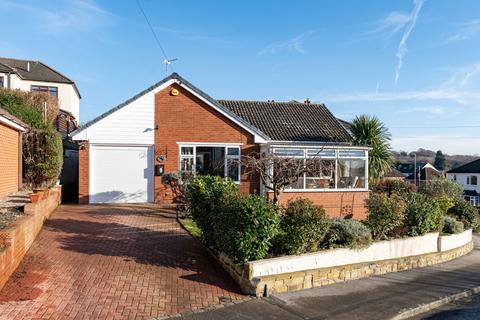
[434,150,446,170]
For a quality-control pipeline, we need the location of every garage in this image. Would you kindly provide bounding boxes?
[90,145,154,203]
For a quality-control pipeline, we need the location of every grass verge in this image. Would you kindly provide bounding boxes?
[179,218,202,239]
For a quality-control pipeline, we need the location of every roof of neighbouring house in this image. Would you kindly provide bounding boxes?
[0,107,29,130]
[464,190,479,197]
[383,168,406,178]
[218,100,353,142]
[0,57,80,98]
[447,159,480,174]
[71,73,354,144]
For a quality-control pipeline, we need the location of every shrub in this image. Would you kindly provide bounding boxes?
[322,219,372,249]
[216,194,280,262]
[366,193,405,240]
[448,199,480,231]
[273,199,330,255]
[389,180,417,197]
[187,175,238,246]
[433,196,455,214]
[442,216,464,235]
[404,193,444,236]
[419,180,463,200]
[23,126,63,188]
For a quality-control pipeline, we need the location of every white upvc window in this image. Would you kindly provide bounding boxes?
[271,147,368,191]
[178,144,241,183]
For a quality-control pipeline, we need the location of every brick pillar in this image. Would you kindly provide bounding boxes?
[78,141,89,204]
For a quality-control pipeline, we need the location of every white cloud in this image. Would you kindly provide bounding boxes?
[258,31,314,55]
[0,0,113,34]
[369,11,411,37]
[395,0,425,84]
[447,20,480,43]
[443,63,480,88]
[324,88,479,104]
[396,106,447,115]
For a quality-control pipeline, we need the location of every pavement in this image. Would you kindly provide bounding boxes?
[174,235,480,320]
[0,204,246,320]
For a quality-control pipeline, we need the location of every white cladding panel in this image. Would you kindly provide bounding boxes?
[73,88,156,144]
[90,145,154,203]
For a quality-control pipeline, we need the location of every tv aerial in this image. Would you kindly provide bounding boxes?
[164,58,178,75]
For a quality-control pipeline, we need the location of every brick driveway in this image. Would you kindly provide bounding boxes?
[0,204,245,320]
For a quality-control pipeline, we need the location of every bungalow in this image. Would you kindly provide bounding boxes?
[71,73,369,218]
[447,159,480,207]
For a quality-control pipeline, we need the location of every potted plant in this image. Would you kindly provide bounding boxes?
[29,192,43,203]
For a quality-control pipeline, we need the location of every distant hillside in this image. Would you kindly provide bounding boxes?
[393,148,479,173]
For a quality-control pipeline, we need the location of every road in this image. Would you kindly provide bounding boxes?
[413,294,480,320]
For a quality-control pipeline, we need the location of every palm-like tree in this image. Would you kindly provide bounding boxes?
[349,115,393,185]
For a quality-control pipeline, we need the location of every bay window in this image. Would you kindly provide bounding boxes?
[179,145,241,182]
[272,147,368,191]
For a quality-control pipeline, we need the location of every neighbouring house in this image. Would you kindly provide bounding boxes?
[71,73,369,218]
[382,168,406,181]
[405,162,443,186]
[447,159,480,207]
[0,107,28,197]
[0,57,81,200]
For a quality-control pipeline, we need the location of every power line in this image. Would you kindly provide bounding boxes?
[135,0,174,72]
[390,125,480,129]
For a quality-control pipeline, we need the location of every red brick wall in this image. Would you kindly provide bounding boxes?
[0,123,20,197]
[78,141,89,204]
[0,187,61,290]
[270,191,369,220]
[154,83,259,203]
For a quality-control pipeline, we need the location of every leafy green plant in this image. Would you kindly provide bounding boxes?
[448,199,480,231]
[322,219,372,249]
[273,198,330,255]
[349,115,393,185]
[216,194,280,262]
[366,193,405,240]
[419,180,463,200]
[442,216,464,235]
[187,175,237,246]
[404,193,444,236]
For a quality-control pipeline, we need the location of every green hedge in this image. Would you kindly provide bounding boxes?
[405,193,444,236]
[187,175,279,262]
[273,199,330,255]
[366,193,405,240]
[322,219,372,249]
[448,199,480,231]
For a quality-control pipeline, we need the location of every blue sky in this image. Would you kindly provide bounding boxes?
[1,0,480,155]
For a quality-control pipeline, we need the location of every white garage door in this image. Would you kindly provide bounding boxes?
[90,145,154,203]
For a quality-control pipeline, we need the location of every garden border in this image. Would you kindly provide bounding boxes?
[214,230,473,296]
[0,186,61,290]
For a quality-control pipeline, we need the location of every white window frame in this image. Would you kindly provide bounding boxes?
[178,143,241,183]
[270,146,369,192]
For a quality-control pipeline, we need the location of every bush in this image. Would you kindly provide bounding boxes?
[442,216,464,235]
[373,180,416,197]
[322,219,372,249]
[216,194,280,262]
[433,196,455,214]
[419,180,463,200]
[366,193,405,240]
[187,175,238,246]
[404,193,444,236]
[23,126,63,188]
[273,199,330,255]
[448,199,480,231]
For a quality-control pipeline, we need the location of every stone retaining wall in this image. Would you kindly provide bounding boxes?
[215,230,474,297]
[0,187,61,290]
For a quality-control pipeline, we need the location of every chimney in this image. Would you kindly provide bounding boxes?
[27,62,30,72]
[304,98,311,104]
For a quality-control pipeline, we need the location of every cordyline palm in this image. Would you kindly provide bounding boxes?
[349,115,394,185]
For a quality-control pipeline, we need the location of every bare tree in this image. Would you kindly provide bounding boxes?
[243,151,325,204]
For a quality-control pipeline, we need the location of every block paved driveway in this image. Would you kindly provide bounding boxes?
[0,204,245,320]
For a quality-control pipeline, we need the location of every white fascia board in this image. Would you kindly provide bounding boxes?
[267,142,371,150]
[0,115,26,132]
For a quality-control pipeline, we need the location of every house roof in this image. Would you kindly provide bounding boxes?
[0,107,29,131]
[0,57,81,98]
[447,159,480,174]
[218,100,353,143]
[464,190,478,197]
[383,168,406,178]
[71,73,269,142]
[71,73,353,144]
